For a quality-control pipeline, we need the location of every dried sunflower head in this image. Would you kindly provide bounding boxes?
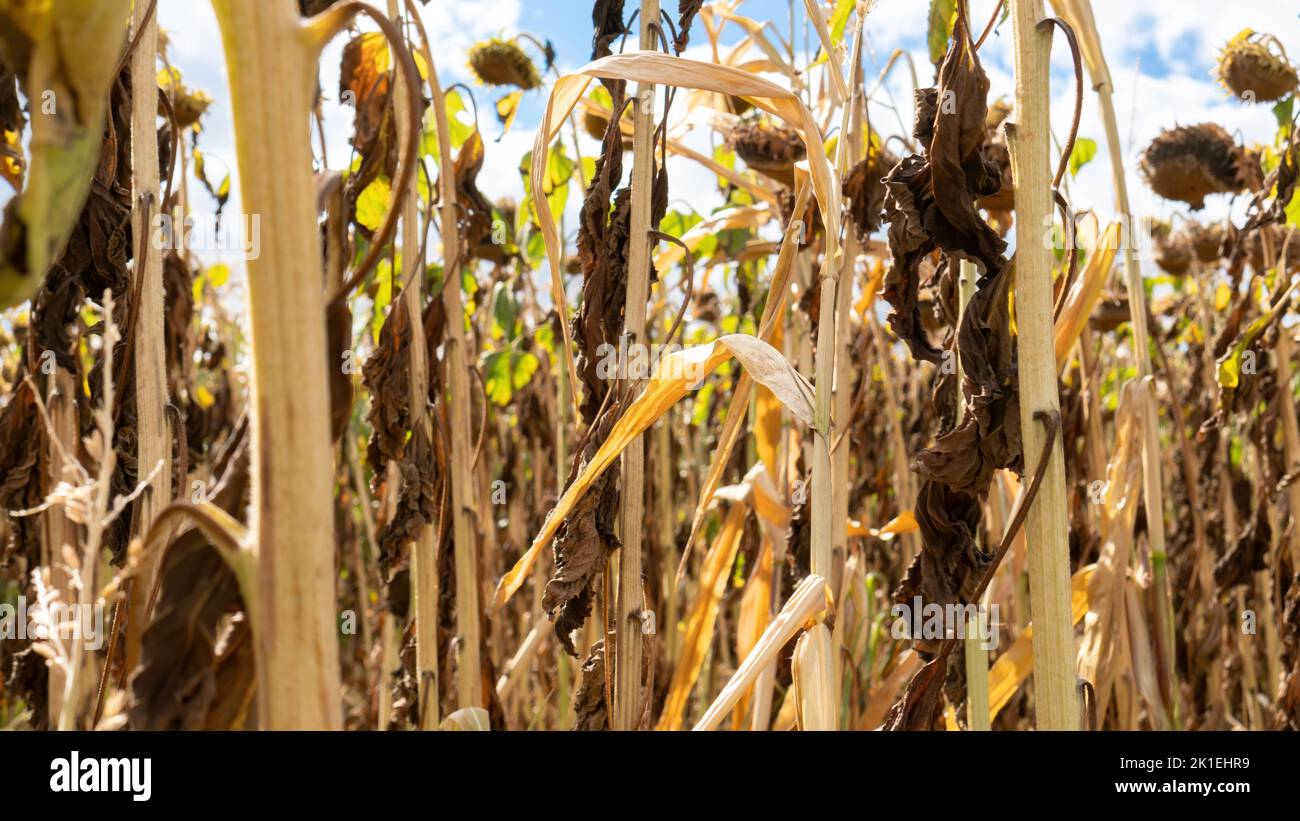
[1188,220,1225,264]
[1140,123,1248,210]
[1151,221,1192,276]
[844,138,898,240]
[468,38,540,90]
[729,117,806,187]
[1216,30,1298,103]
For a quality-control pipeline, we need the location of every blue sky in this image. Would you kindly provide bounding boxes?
[7,1,1300,295]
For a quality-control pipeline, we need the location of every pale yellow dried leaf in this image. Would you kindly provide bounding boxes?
[493,334,813,610]
[657,501,748,730]
[1054,222,1120,371]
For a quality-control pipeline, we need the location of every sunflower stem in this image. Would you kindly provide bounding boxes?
[1007,0,1079,731]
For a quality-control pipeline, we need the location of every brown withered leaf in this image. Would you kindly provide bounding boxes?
[453,130,494,259]
[0,59,20,133]
[341,32,397,234]
[573,93,630,422]
[880,14,1006,364]
[298,0,339,14]
[573,639,609,730]
[1214,495,1271,590]
[675,1,706,53]
[591,0,627,63]
[544,406,621,657]
[128,420,251,730]
[0,379,48,724]
[202,612,256,730]
[843,145,896,241]
[0,59,22,190]
[881,655,947,730]
[882,14,1022,660]
[363,301,435,575]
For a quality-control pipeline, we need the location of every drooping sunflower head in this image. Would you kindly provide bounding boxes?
[1150,220,1192,276]
[1188,220,1226,264]
[468,38,540,90]
[1140,123,1249,211]
[728,118,806,173]
[1216,29,1298,103]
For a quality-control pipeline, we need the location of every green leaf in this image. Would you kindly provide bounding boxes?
[491,281,519,341]
[0,0,134,307]
[1216,294,1289,395]
[371,258,394,343]
[535,324,555,356]
[660,209,702,239]
[421,89,476,160]
[484,349,540,406]
[1068,137,1097,177]
[927,0,958,65]
[519,142,574,228]
[525,230,546,264]
[1272,95,1294,138]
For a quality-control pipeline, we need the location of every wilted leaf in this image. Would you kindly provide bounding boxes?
[494,334,814,610]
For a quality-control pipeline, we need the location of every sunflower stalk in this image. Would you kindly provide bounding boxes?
[127,0,172,648]
[1006,0,1079,731]
[388,0,440,730]
[613,0,659,730]
[427,41,483,715]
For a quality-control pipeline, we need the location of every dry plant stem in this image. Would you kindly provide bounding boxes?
[831,56,865,602]
[210,0,341,729]
[388,0,439,729]
[42,369,78,724]
[1051,0,1179,725]
[1007,0,1079,731]
[831,235,855,605]
[423,34,483,713]
[655,417,678,663]
[125,0,173,679]
[58,292,120,730]
[805,3,861,732]
[613,0,659,730]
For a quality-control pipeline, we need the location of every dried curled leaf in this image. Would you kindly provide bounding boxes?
[881,14,1021,657]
